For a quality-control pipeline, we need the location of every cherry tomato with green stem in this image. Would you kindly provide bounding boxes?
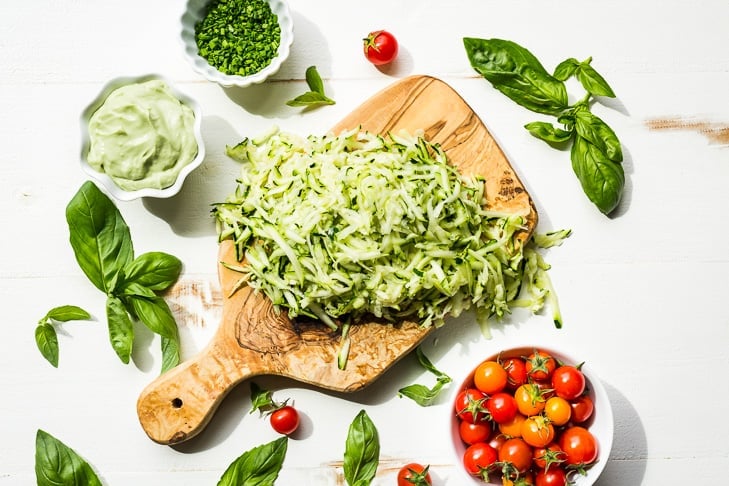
[362,30,399,65]
[535,466,568,486]
[502,356,528,390]
[269,405,299,435]
[498,437,533,474]
[486,392,518,424]
[463,442,498,479]
[455,388,488,424]
[397,463,432,486]
[526,350,557,381]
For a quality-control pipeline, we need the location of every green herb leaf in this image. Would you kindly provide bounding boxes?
[45,305,91,322]
[35,429,102,486]
[35,323,59,368]
[106,295,134,364]
[305,65,325,95]
[343,410,380,486]
[398,347,452,406]
[65,181,134,293]
[525,121,574,144]
[127,295,181,371]
[553,58,580,81]
[123,252,182,291]
[121,281,157,298]
[286,66,335,108]
[463,37,568,115]
[249,382,277,415]
[161,336,180,374]
[577,57,616,98]
[570,134,625,214]
[217,436,288,486]
[573,107,623,162]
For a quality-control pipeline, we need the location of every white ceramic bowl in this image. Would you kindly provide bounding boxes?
[180,0,294,88]
[449,345,614,485]
[79,73,205,201]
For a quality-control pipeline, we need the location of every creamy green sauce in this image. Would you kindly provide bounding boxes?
[87,79,198,191]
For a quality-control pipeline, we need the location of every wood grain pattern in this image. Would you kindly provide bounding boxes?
[136,75,536,445]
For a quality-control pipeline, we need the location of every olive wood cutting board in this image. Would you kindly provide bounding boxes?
[137,75,537,445]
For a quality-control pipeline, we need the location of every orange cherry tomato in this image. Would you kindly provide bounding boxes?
[474,360,508,395]
[544,396,571,426]
[521,415,555,448]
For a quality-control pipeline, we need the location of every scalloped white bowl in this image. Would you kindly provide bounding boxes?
[180,0,294,88]
[448,345,614,485]
[79,74,205,201]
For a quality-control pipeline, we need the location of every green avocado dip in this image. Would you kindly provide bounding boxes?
[86,79,198,191]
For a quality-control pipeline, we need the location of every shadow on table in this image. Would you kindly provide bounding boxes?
[595,382,647,485]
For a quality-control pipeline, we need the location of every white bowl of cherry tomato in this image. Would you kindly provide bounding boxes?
[450,346,613,486]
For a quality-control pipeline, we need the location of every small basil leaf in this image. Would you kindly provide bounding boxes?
[249,382,276,414]
[398,380,447,407]
[161,335,180,373]
[415,347,449,379]
[343,410,380,486]
[123,252,182,291]
[525,121,574,144]
[66,181,134,293]
[553,58,580,81]
[463,37,568,115]
[571,135,625,214]
[573,108,623,162]
[577,58,616,98]
[121,281,157,298]
[305,65,325,95]
[106,295,134,364]
[217,436,288,486]
[286,91,336,107]
[35,323,59,368]
[35,429,102,486]
[45,305,91,323]
[127,295,178,341]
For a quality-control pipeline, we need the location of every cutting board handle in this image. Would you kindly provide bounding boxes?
[136,338,255,445]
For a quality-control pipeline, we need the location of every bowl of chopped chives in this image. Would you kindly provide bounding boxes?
[180,0,293,88]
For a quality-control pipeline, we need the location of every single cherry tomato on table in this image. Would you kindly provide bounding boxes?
[463,442,498,479]
[459,419,491,445]
[397,463,432,486]
[269,405,299,435]
[559,426,598,466]
[551,365,586,400]
[525,350,557,381]
[535,466,568,486]
[569,395,594,424]
[362,30,399,65]
[486,392,518,424]
[474,360,508,394]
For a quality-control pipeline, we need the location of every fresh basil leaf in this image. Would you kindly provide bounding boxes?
[463,37,568,115]
[577,58,616,98]
[343,410,380,486]
[286,91,336,107]
[398,377,450,407]
[35,429,102,486]
[553,58,580,81]
[66,181,134,293]
[121,281,157,298]
[106,295,134,364]
[127,295,178,341]
[249,382,276,415]
[571,134,625,215]
[414,347,450,381]
[123,252,182,291]
[525,121,574,144]
[161,335,180,373]
[305,65,325,95]
[45,305,91,322]
[573,108,623,162]
[217,436,288,486]
[35,323,59,368]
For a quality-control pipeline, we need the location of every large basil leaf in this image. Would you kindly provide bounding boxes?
[571,134,625,214]
[35,323,59,368]
[343,410,380,486]
[217,437,288,486]
[106,295,134,364]
[66,181,133,293]
[576,58,616,97]
[128,295,181,371]
[463,37,568,115]
[574,108,623,162]
[123,252,182,291]
[35,429,102,486]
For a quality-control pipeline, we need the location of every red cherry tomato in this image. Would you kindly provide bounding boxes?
[502,357,528,390]
[498,437,533,474]
[269,405,299,435]
[526,350,557,381]
[459,420,491,445]
[559,426,598,466]
[486,392,518,424]
[551,365,586,400]
[569,395,594,424]
[535,466,568,486]
[362,30,399,65]
[532,442,565,470]
[455,388,488,424]
[463,442,498,478]
[397,463,432,486]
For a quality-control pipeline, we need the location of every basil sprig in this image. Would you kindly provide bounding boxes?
[286,65,335,108]
[217,437,288,486]
[464,37,625,215]
[343,410,380,486]
[35,429,102,486]
[35,305,92,367]
[64,181,182,372]
[398,347,452,406]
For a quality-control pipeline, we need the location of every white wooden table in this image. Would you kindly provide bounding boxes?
[3,1,729,484]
